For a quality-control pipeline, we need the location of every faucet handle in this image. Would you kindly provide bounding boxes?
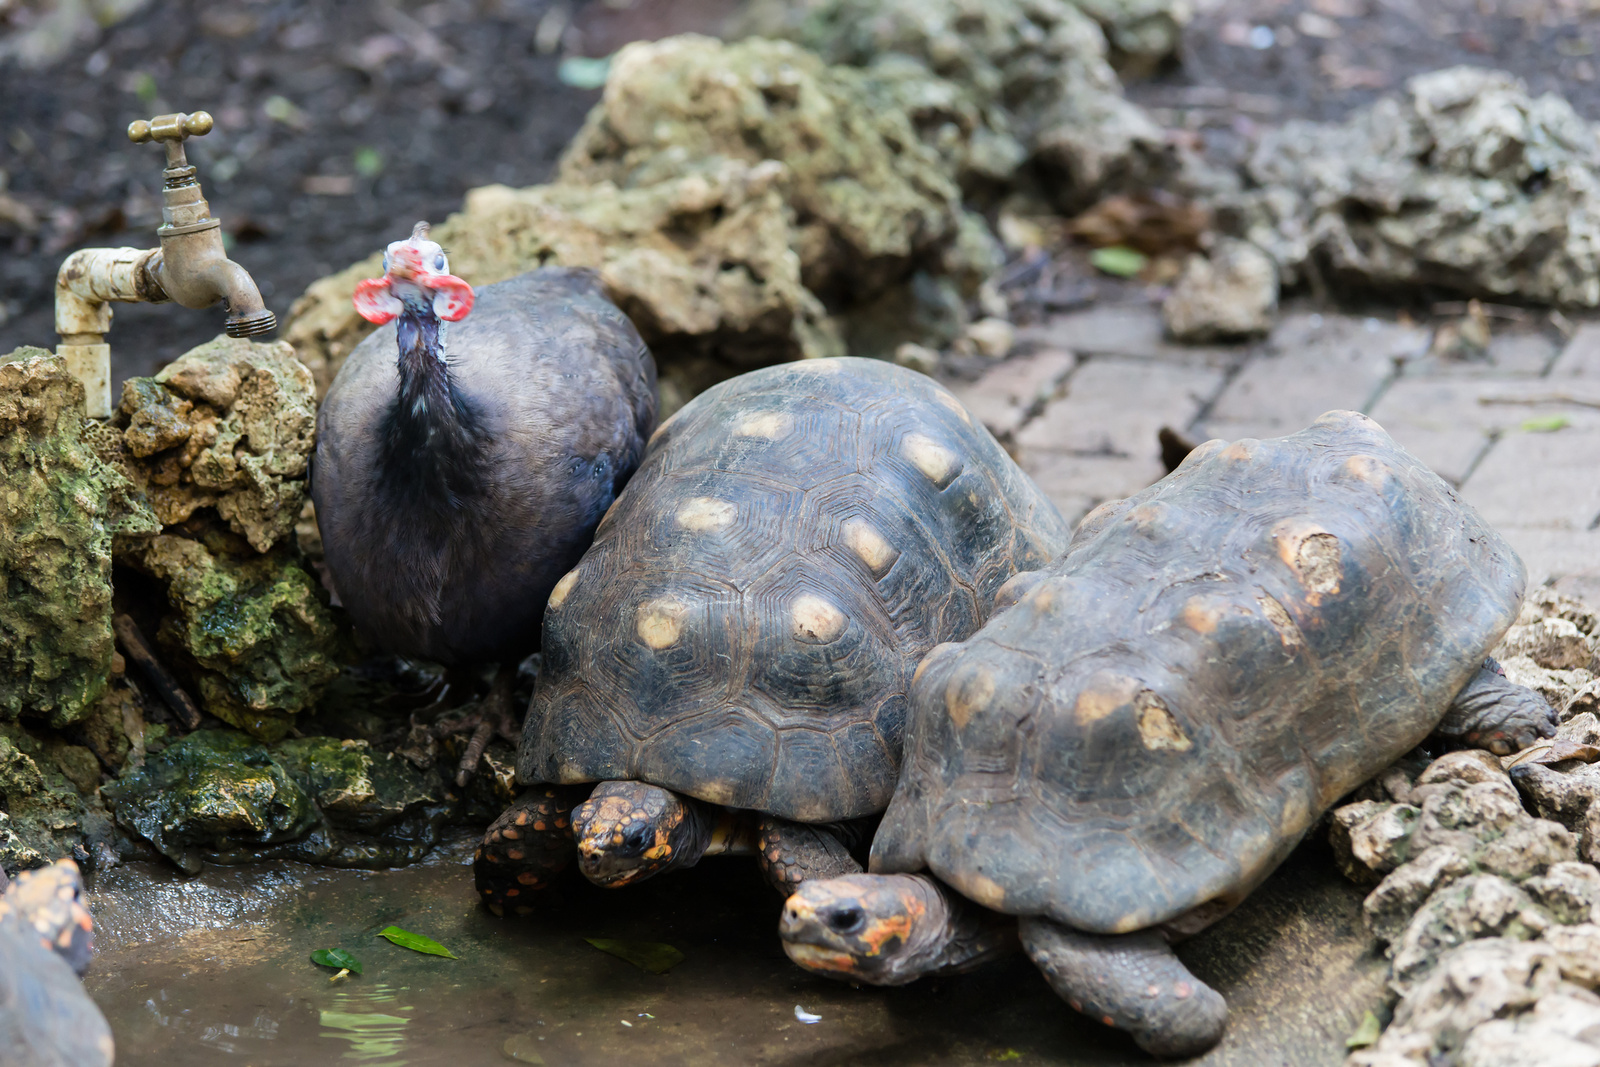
[128,111,214,145]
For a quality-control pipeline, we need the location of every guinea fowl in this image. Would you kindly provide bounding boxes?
[313,223,657,781]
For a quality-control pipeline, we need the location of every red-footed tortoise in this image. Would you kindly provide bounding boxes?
[474,357,1071,911]
[0,860,113,1067]
[779,410,1556,1058]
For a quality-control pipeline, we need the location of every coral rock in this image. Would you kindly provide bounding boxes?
[122,533,343,741]
[1389,875,1549,994]
[115,336,316,554]
[1162,238,1278,343]
[0,351,160,728]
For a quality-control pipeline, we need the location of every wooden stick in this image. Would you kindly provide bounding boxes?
[112,614,202,730]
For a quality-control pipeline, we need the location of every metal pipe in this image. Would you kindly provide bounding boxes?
[53,111,276,418]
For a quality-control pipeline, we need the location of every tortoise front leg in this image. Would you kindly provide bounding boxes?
[756,817,861,895]
[1436,657,1559,755]
[1019,917,1227,1058]
[473,785,588,916]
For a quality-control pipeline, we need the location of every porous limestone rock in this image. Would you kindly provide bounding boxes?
[0,729,118,876]
[115,336,316,554]
[1162,237,1278,342]
[1228,68,1600,307]
[287,35,1002,403]
[736,0,1183,206]
[0,350,160,728]
[121,530,343,742]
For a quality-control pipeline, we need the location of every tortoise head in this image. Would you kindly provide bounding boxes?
[572,781,709,888]
[780,873,950,986]
[0,858,95,976]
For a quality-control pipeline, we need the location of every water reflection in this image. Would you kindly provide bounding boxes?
[140,987,284,1055]
[319,982,415,1064]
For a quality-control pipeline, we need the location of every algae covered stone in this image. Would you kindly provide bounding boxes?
[0,728,118,875]
[123,532,342,741]
[0,349,160,728]
[115,335,316,553]
[105,729,451,873]
[104,729,318,874]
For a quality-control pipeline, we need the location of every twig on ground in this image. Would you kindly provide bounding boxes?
[112,613,202,730]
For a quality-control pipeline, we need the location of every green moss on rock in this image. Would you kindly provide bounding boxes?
[0,727,118,875]
[123,532,343,741]
[103,729,319,874]
[106,729,451,872]
[0,350,161,728]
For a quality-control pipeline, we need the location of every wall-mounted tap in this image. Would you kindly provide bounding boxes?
[54,110,276,417]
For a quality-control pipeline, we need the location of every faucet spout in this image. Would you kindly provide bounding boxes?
[150,245,277,338]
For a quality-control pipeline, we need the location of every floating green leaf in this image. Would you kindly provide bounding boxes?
[353,147,384,178]
[991,1051,1023,1063]
[1521,414,1571,433]
[558,55,612,90]
[1089,246,1148,278]
[311,948,363,974]
[584,937,685,973]
[1346,1010,1382,1049]
[378,926,458,958]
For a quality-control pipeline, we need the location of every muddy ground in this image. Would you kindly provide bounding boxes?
[4,0,1599,388]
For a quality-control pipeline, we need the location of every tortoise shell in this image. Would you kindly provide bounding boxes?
[518,357,1071,823]
[872,411,1526,935]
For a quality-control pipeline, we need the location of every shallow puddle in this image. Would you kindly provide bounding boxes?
[84,831,1386,1066]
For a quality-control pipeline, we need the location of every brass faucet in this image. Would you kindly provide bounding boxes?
[54,110,275,417]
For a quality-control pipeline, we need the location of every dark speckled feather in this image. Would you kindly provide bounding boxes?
[313,267,657,664]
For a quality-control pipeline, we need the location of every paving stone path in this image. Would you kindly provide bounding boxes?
[952,303,1600,603]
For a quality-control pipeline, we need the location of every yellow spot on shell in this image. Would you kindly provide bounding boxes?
[1257,594,1304,650]
[912,642,960,686]
[933,388,972,425]
[676,496,736,532]
[944,665,995,729]
[548,569,579,609]
[1135,691,1191,752]
[902,433,961,487]
[736,411,791,438]
[1073,671,1141,726]
[1343,454,1389,484]
[962,872,1007,910]
[636,597,689,649]
[1275,522,1342,601]
[1181,598,1221,634]
[844,520,898,577]
[792,595,846,643]
[803,358,843,374]
[1221,441,1256,463]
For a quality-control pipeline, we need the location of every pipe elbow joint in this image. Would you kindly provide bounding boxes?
[213,257,277,338]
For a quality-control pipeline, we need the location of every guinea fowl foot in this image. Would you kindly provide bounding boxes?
[444,664,519,787]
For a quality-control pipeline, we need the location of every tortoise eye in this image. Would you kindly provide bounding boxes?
[825,905,865,934]
[622,823,652,853]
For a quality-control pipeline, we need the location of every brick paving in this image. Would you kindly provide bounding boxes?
[952,303,1600,602]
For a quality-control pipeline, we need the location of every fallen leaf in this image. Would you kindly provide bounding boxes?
[1526,739,1600,766]
[992,1051,1023,1062]
[794,1005,822,1024]
[1089,246,1148,278]
[584,937,684,973]
[378,926,458,958]
[310,948,363,975]
[1521,415,1571,433]
[559,55,611,90]
[1346,1010,1382,1049]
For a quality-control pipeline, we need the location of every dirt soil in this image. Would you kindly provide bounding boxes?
[2,0,1596,387]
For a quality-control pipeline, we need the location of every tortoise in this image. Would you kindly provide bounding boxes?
[474,357,1071,911]
[0,860,114,1067]
[778,410,1557,1058]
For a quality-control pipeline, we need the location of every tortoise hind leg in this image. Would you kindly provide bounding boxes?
[473,785,588,916]
[1019,917,1227,1058]
[756,817,862,896]
[1436,657,1558,756]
